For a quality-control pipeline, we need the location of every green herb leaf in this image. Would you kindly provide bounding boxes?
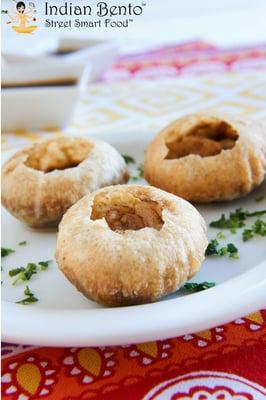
[1,247,15,258]
[205,239,239,259]
[242,219,266,241]
[130,163,145,182]
[9,267,25,277]
[210,208,266,232]
[219,247,228,256]
[24,285,33,296]
[246,210,266,218]
[210,210,245,232]
[122,154,135,164]
[137,163,144,178]
[184,282,216,292]
[12,263,37,285]
[254,219,266,236]
[22,263,37,280]
[16,297,38,305]
[131,175,140,181]
[227,243,239,259]
[229,252,240,260]
[16,285,38,305]
[18,241,27,246]
[242,228,254,242]
[205,239,219,256]
[38,260,52,270]
[10,260,52,284]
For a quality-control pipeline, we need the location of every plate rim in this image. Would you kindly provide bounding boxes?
[2,137,266,347]
[2,260,266,346]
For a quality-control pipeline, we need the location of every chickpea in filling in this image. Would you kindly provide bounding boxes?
[91,190,164,231]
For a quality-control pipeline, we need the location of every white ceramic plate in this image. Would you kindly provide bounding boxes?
[2,130,266,346]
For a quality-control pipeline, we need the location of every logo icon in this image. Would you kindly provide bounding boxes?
[2,1,37,34]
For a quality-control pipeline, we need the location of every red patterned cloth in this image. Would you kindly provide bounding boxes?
[2,311,266,399]
[2,41,266,399]
[104,41,266,81]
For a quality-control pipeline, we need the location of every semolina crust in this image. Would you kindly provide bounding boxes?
[144,114,266,202]
[56,185,208,306]
[1,136,129,227]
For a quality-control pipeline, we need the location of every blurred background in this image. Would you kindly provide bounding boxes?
[2,0,266,134]
[2,0,266,52]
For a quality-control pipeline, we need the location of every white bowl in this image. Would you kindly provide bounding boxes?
[49,37,119,82]
[2,61,86,88]
[3,37,119,83]
[1,84,81,131]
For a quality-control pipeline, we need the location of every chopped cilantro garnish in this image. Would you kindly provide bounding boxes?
[137,163,144,178]
[246,210,266,217]
[11,263,37,285]
[38,260,52,270]
[205,239,219,255]
[8,267,25,277]
[242,228,253,241]
[122,154,135,164]
[242,219,266,241]
[254,219,266,236]
[1,247,15,258]
[130,163,144,181]
[16,285,38,305]
[18,241,27,246]
[131,176,140,181]
[9,260,52,284]
[184,282,216,292]
[210,209,245,232]
[227,243,239,259]
[210,208,266,232]
[24,285,34,296]
[219,246,228,256]
[205,239,239,259]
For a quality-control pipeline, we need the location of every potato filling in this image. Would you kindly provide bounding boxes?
[91,189,164,231]
[25,137,93,172]
[165,117,239,159]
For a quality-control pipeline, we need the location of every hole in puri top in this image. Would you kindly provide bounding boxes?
[25,138,93,172]
[91,189,164,232]
[165,116,239,159]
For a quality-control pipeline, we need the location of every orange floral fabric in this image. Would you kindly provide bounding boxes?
[2,311,266,399]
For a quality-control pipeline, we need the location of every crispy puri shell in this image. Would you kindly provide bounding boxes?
[1,136,129,227]
[144,114,266,202]
[56,185,207,306]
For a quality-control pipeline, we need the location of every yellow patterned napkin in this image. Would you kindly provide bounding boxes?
[2,72,266,151]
